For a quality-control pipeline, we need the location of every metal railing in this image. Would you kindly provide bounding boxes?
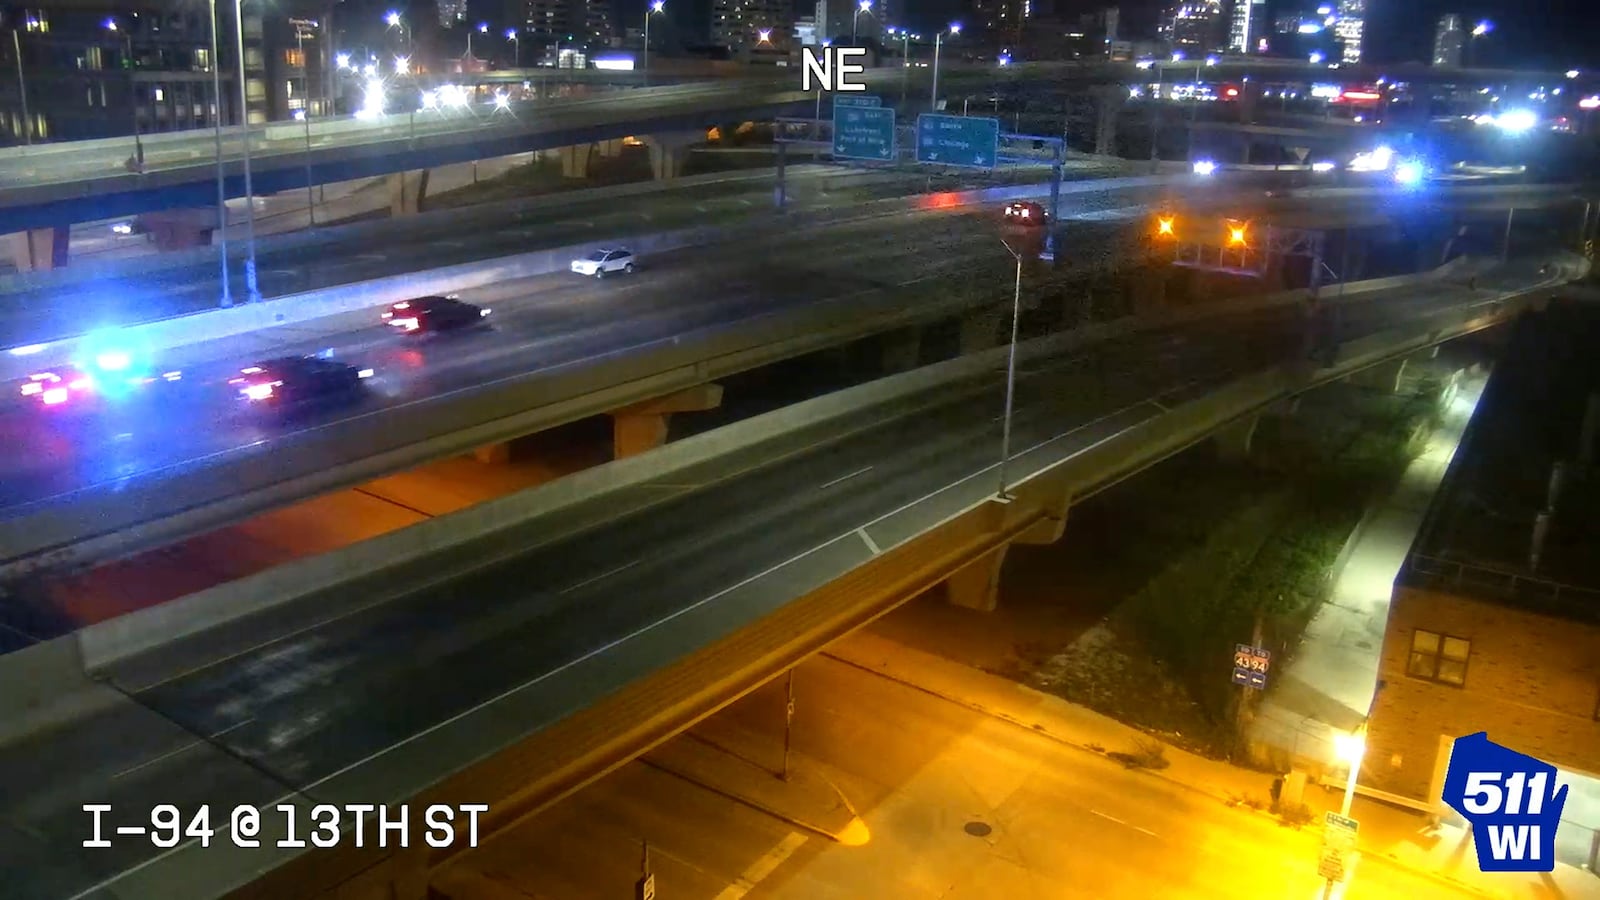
[1406,553,1600,622]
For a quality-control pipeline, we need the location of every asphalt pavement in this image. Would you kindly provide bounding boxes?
[0,163,957,344]
[0,260,1549,899]
[0,192,1156,519]
[441,652,1486,899]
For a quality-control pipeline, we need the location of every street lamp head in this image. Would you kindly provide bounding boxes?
[385,11,402,28]
[1171,50,1184,61]
[1309,51,1325,64]
[1472,20,1492,36]
[477,22,488,33]
[1204,55,1218,66]
[1333,730,1366,764]
[948,22,962,35]
[757,28,772,44]
[1567,69,1580,79]
[650,0,665,12]
[103,18,117,30]
[394,55,409,74]
[858,0,872,11]
[506,28,517,40]
[336,52,351,69]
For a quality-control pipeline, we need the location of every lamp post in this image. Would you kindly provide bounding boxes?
[106,19,146,169]
[466,21,487,63]
[1323,725,1368,900]
[852,0,872,42]
[931,23,960,111]
[997,238,1025,500]
[886,27,916,108]
[643,0,664,87]
[206,0,231,306]
[1467,20,1491,67]
[505,29,520,67]
[384,10,410,51]
[232,0,261,302]
[10,25,30,146]
[295,30,314,225]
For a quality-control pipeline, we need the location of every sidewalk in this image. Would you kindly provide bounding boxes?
[825,628,1600,899]
[1247,368,1483,774]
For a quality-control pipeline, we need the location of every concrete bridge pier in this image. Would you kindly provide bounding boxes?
[136,209,219,250]
[1349,357,1408,393]
[5,227,68,272]
[946,544,1009,612]
[390,169,430,216]
[595,139,626,158]
[560,144,592,179]
[1212,414,1259,463]
[645,132,700,181]
[1092,86,1125,156]
[609,383,724,458]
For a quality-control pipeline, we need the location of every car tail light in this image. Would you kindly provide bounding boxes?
[42,387,69,405]
[388,317,420,331]
[480,308,492,317]
[20,381,41,397]
[357,368,375,379]
[242,382,275,401]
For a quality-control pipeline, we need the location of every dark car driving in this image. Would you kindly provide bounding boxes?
[229,356,374,412]
[380,295,492,334]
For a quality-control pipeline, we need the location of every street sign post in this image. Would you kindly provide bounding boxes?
[916,114,999,168]
[832,105,896,162]
[1318,813,1359,887]
[636,873,655,900]
[1231,643,1271,689]
[834,94,882,107]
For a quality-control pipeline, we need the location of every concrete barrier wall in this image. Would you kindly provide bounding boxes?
[74,262,1456,672]
[0,635,128,747]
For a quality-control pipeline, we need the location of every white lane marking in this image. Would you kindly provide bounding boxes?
[713,831,808,900]
[1090,809,1158,837]
[560,558,642,595]
[112,741,201,780]
[818,465,872,491]
[857,528,882,555]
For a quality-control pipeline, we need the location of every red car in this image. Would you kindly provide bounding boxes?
[17,367,96,410]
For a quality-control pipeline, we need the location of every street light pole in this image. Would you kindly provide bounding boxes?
[506,30,520,68]
[1502,206,1515,263]
[232,0,260,302]
[931,24,959,111]
[643,0,664,87]
[853,0,871,42]
[10,29,30,146]
[207,0,231,307]
[998,239,1024,500]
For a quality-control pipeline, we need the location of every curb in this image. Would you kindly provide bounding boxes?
[820,650,1504,899]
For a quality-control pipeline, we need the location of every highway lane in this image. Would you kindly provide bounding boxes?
[0,163,971,344]
[0,261,1547,898]
[0,189,1169,515]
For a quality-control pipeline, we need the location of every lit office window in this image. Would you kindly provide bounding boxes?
[195,48,211,70]
[284,48,305,67]
[245,47,263,69]
[1406,629,1469,686]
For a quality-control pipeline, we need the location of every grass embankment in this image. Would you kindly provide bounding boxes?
[1032,375,1447,758]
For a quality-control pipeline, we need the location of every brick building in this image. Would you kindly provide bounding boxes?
[1365,304,1600,855]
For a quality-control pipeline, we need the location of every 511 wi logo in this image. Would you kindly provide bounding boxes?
[1442,732,1570,872]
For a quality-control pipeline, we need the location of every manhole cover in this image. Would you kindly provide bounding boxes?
[963,821,993,838]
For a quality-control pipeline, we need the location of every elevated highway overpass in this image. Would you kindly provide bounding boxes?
[0,250,1581,900]
[0,179,1580,585]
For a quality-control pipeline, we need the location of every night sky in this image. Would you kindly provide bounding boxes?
[358,0,1600,68]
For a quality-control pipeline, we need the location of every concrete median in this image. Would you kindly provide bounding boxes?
[70,261,1460,675]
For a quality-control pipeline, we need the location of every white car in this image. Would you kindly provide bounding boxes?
[570,247,636,278]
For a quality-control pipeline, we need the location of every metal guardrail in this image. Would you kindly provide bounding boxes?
[1405,553,1600,622]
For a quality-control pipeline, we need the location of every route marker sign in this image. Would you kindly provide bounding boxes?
[834,95,882,107]
[1231,643,1271,689]
[832,105,896,162]
[1318,812,1360,882]
[916,114,999,168]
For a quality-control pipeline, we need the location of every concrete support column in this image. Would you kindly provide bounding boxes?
[1351,357,1408,394]
[1092,87,1124,156]
[609,383,724,458]
[6,227,69,272]
[1212,414,1259,463]
[596,138,625,158]
[645,132,699,181]
[560,144,593,179]
[137,209,218,251]
[389,169,430,216]
[958,309,1001,355]
[946,544,1009,612]
[880,327,922,373]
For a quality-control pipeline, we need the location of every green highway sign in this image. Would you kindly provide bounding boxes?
[832,105,896,162]
[916,114,999,169]
[833,95,882,107]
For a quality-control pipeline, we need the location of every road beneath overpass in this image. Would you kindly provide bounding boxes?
[0,256,1557,900]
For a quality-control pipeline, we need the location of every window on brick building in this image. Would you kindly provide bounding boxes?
[1407,629,1469,685]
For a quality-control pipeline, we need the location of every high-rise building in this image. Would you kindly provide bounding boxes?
[972,0,1028,51]
[1227,0,1265,54]
[712,0,787,52]
[1159,0,1224,56]
[1432,14,1463,67]
[524,0,574,48]
[0,0,330,147]
[581,0,615,47]
[438,0,468,28]
[1334,0,1363,63]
